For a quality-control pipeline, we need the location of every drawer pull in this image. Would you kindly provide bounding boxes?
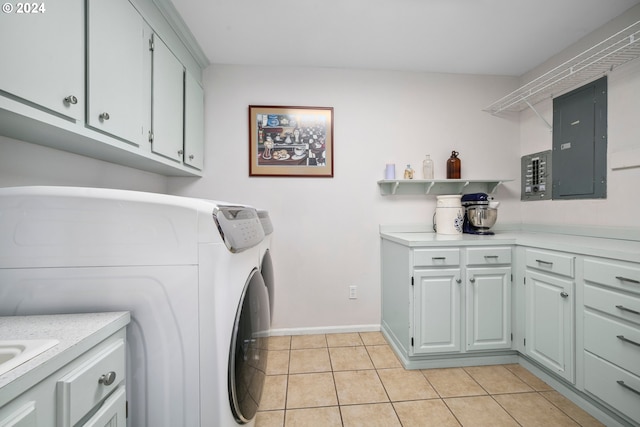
[98,371,117,386]
[616,305,640,316]
[616,276,640,285]
[432,257,446,261]
[616,335,640,347]
[484,255,499,259]
[617,380,640,396]
[536,259,553,266]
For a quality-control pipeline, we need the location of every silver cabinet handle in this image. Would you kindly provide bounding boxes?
[99,112,110,121]
[432,257,446,260]
[469,277,476,283]
[560,291,569,298]
[98,371,116,386]
[616,305,640,315]
[63,95,78,105]
[616,276,640,285]
[617,380,640,396]
[178,149,184,156]
[189,154,195,160]
[616,335,640,347]
[484,255,499,259]
[455,278,461,284]
[536,259,553,266]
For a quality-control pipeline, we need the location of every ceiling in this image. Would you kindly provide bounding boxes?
[169,0,640,76]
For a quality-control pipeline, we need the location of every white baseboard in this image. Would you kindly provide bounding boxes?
[269,324,381,336]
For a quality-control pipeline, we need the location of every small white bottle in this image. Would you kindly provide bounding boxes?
[422,155,434,179]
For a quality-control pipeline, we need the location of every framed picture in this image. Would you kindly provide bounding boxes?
[249,105,334,177]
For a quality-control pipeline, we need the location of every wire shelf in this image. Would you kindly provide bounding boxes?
[485,20,640,114]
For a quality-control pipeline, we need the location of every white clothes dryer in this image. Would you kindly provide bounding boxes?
[257,210,275,324]
[0,186,270,427]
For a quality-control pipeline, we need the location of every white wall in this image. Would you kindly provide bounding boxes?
[168,65,520,331]
[518,5,640,227]
[0,135,168,192]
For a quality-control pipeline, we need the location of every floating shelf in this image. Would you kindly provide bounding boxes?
[484,19,640,114]
[377,179,512,196]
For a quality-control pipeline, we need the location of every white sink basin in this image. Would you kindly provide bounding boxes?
[0,339,59,376]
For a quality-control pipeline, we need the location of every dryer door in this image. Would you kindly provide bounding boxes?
[261,249,275,325]
[229,269,270,423]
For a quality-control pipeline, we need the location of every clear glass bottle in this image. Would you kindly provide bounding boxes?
[422,155,434,179]
[446,151,461,179]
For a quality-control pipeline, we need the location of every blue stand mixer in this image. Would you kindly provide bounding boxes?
[461,193,498,235]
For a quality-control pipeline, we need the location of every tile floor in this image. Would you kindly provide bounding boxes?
[255,332,605,427]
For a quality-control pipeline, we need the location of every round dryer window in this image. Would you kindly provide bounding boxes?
[228,269,270,423]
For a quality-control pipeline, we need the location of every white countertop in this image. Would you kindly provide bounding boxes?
[380,230,640,263]
[0,312,130,404]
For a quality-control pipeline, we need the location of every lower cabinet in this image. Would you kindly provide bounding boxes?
[524,248,575,383]
[466,266,511,351]
[0,329,127,427]
[413,268,461,354]
[583,257,640,424]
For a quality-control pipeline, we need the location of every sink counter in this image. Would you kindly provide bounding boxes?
[0,312,130,407]
[380,230,640,264]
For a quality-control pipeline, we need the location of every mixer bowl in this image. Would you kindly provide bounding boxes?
[467,207,497,229]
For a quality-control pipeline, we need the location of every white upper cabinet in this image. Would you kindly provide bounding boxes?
[151,34,185,162]
[184,72,205,170]
[0,0,84,121]
[87,0,149,146]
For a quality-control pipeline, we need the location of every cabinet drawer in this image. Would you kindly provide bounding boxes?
[584,258,640,296]
[57,338,125,427]
[584,311,640,376]
[466,246,511,266]
[584,352,640,422]
[413,248,460,267]
[584,284,640,325]
[525,248,574,278]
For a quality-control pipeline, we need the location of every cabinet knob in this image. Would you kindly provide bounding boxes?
[189,154,194,160]
[469,277,476,283]
[560,291,569,298]
[99,112,110,121]
[98,371,117,386]
[63,95,78,105]
[178,149,184,156]
[455,278,461,284]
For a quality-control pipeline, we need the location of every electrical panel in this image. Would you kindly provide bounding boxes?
[521,150,552,201]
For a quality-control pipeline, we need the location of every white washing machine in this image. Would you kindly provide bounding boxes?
[257,210,275,324]
[0,186,270,427]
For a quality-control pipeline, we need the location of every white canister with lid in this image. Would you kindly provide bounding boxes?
[434,195,463,235]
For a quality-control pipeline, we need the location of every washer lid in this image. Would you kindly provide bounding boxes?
[213,206,265,253]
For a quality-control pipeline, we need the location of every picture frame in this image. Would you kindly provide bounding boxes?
[249,105,334,177]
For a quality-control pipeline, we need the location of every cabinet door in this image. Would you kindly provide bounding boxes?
[0,0,84,120]
[87,0,148,146]
[151,34,185,162]
[466,267,512,351]
[525,270,575,382]
[82,386,126,427]
[184,72,204,170]
[412,268,461,354]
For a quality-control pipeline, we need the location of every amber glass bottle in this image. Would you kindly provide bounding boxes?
[446,151,461,179]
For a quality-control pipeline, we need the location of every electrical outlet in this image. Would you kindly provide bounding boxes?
[349,285,357,299]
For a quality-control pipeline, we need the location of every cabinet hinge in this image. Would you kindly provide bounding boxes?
[524,338,526,346]
[510,333,513,341]
[510,274,513,282]
[411,276,414,286]
[148,131,154,143]
[149,36,155,52]
[523,277,526,285]
[126,400,129,418]
[411,337,414,347]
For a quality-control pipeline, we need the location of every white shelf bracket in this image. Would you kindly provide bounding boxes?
[425,182,435,194]
[524,100,552,131]
[392,181,400,195]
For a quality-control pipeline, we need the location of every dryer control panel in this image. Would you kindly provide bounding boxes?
[213,206,265,253]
